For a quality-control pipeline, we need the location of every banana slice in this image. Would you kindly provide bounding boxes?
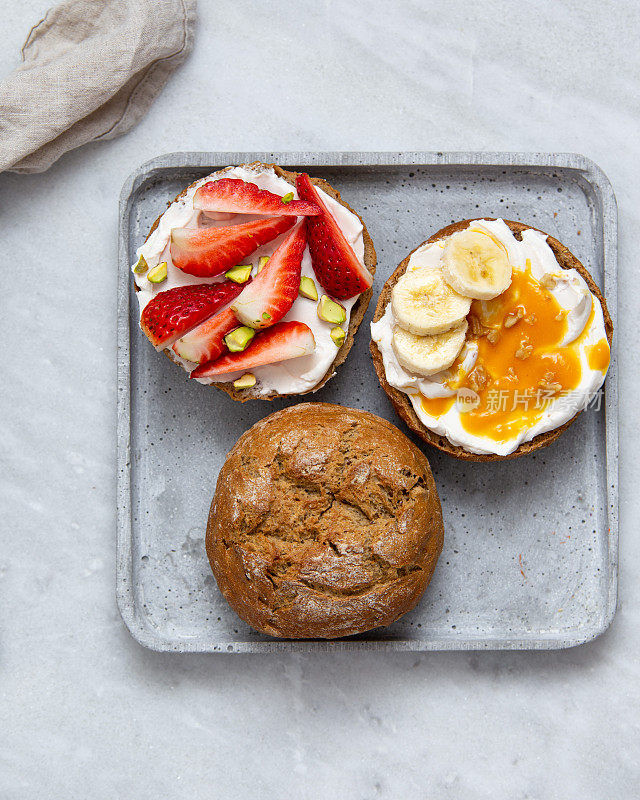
[392,321,467,377]
[442,229,512,300]
[391,266,471,335]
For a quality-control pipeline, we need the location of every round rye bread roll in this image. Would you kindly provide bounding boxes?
[206,403,444,639]
[140,162,377,402]
[370,219,613,462]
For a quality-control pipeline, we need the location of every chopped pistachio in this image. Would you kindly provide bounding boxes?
[330,326,346,347]
[281,192,294,203]
[233,373,257,390]
[262,312,272,321]
[317,295,346,324]
[257,256,269,274]
[224,326,255,353]
[299,276,318,301]
[147,261,168,283]
[133,254,148,274]
[225,265,252,284]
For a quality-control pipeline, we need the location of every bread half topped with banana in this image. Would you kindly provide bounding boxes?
[371,218,613,460]
[132,162,376,401]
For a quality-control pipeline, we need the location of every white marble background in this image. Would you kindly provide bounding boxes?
[1,1,638,797]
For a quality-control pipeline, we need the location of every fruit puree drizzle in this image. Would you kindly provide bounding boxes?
[420,266,610,443]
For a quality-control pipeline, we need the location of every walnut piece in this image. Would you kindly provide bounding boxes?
[468,315,484,337]
[537,371,562,393]
[469,315,502,345]
[503,306,525,329]
[515,339,534,360]
[467,364,489,392]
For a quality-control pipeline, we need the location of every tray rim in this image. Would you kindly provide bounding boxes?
[117,150,618,653]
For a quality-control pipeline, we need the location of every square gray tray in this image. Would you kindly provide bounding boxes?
[117,151,618,652]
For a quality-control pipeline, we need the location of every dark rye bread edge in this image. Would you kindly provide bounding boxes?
[137,162,377,401]
[205,403,444,639]
[370,219,614,462]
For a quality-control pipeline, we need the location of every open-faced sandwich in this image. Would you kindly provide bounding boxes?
[132,162,376,400]
[371,218,612,460]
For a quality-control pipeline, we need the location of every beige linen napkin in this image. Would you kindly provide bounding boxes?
[0,0,196,173]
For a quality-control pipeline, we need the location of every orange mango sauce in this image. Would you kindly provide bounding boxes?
[420,394,455,417]
[420,266,595,443]
[586,339,610,372]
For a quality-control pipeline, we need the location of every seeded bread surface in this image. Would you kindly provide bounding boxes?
[370,219,613,462]
[139,162,377,401]
[206,403,444,639]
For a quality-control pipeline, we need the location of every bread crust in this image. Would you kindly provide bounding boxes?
[370,219,614,462]
[206,403,444,639]
[137,162,377,401]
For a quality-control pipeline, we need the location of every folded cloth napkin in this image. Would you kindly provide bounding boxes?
[0,0,196,173]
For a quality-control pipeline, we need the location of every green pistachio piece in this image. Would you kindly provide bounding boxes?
[224,326,255,353]
[281,192,294,203]
[299,276,318,301]
[317,294,346,324]
[133,254,148,274]
[257,256,269,274]
[262,312,272,321]
[233,373,257,390]
[225,265,252,284]
[330,326,346,347]
[147,261,168,283]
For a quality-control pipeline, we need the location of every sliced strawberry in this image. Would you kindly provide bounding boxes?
[191,321,315,379]
[295,172,373,300]
[193,178,320,217]
[140,281,243,350]
[172,307,238,364]
[231,222,306,329]
[170,216,294,278]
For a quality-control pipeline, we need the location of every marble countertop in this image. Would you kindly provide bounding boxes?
[1,1,638,797]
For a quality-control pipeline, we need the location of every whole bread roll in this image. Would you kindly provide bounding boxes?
[206,403,444,638]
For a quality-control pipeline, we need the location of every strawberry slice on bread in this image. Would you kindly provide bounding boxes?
[140,281,243,350]
[170,216,294,278]
[296,173,373,300]
[194,178,320,217]
[191,321,315,379]
[173,307,238,364]
[231,221,307,329]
